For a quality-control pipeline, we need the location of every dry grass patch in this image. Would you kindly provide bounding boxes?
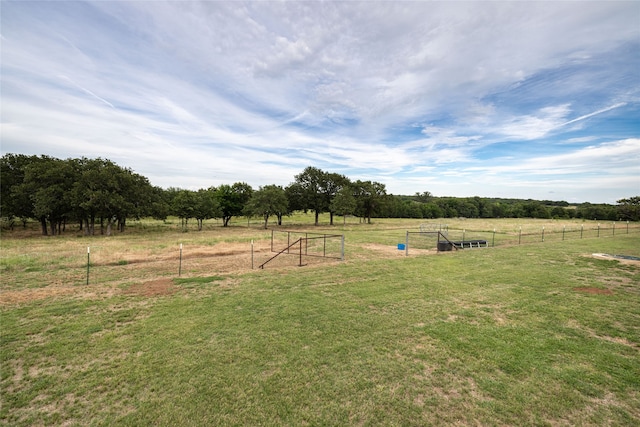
[123,278,178,297]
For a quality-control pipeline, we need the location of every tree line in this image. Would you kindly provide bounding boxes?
[1,154,638,235]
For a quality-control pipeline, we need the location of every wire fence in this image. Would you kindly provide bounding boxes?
[405,221,640,254]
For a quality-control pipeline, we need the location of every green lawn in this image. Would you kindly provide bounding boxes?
[1,220,639,425]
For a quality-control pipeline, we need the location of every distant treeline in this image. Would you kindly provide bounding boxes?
[387,193,639,222]
[1,154,638,235]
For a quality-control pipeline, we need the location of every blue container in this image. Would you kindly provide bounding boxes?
[397,243,405,250]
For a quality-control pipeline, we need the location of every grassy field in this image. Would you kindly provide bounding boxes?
[1,217,639,425]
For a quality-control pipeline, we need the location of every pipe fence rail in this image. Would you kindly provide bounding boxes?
[404,222,640,255]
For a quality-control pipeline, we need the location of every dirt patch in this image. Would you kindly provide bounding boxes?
[573,287,614,295]
[362,243,433,256]
[123,279,178,297]
[591,253,640,265]
[0,287,79,305]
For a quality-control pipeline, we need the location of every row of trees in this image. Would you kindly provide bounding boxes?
[1,154,638,236]
[0,155,388,234]
[387,194,640,222]
[1,154,160,235]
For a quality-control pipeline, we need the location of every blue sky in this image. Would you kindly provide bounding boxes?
[1,1,639,204]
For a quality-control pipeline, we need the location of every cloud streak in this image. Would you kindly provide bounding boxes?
[1,1,638,203]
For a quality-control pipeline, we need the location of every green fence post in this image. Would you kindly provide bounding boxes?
[86,246,90,285]
[519,227,522,245]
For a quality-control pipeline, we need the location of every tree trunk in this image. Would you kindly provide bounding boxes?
[314,210,319,225]
[263,213,269,229]
[106,217,113,236]
[40,217,48,235]
[329,211,334,225]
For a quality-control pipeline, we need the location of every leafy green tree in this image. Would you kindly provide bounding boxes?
[172,189,196,231]
[324,172,350,225]
[353,180,387,223]
[70,158,153,235]
[0,153,42,228]
[414,191,433,203]
[522,201,550,219]
[22,156,77,235]
[244,185,289,228]
[330,187,357,225]
[72,157,121,235]
[284,182,305,212]
[421,202,443,219]
[115,171,155,233]
[293,166,328,225]
[148,186,172,221]
[616,197,640,221]
[435,198,460,218]
[216,182,253,227]
[193,188,220,230]
[550,206,570,219]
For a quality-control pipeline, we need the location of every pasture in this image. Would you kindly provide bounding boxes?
[1,216,639,426]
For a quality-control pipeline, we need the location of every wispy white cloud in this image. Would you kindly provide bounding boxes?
[1,1,638,203]
[560,102,627,127]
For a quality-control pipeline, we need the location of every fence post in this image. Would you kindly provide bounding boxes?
[323,235,326,257]
[542,226,545,242]
[597,224,600,237]
[341,235,345,261]
[299,238,303,266]
[519,227,522,245]
[562,226,565,241]
[405,231,409,256]
[580,224,583,239]
[492,229,496,247]
[86,246,90,285]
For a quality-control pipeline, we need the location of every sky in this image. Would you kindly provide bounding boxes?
[1,1,639,204]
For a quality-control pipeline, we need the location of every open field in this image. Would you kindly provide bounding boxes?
[1,217,639,425]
